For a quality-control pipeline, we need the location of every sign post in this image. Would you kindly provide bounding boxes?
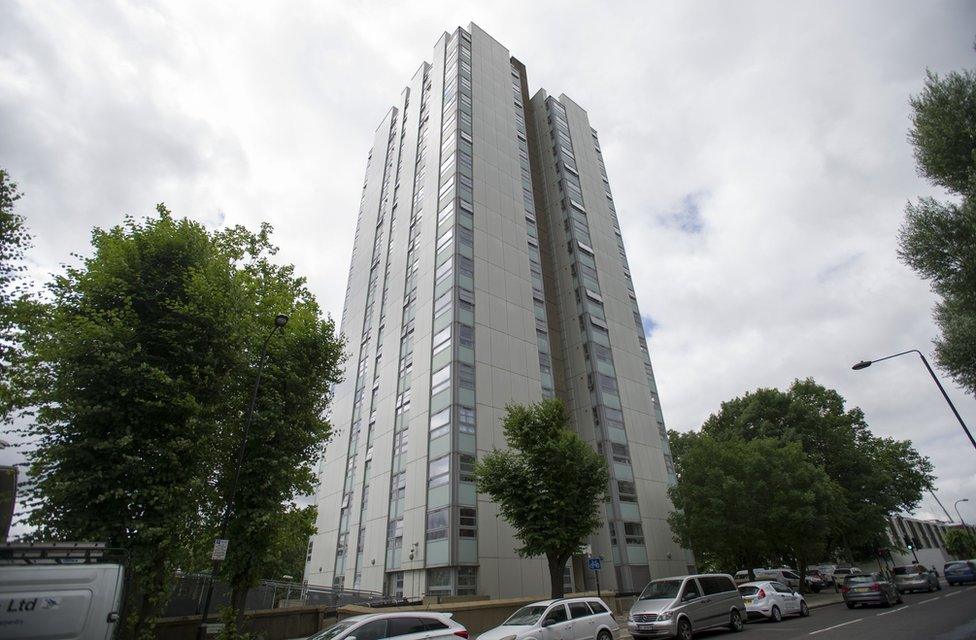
[587,556,603,598]
[211,539,229,562]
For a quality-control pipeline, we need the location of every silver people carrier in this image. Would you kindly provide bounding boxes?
[628,574,745,640]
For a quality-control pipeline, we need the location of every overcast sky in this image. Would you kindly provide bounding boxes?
[2,0,975,533]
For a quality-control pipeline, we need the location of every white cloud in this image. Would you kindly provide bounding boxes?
[2,0,975,534]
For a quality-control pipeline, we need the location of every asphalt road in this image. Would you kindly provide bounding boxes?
[627,583,976,640]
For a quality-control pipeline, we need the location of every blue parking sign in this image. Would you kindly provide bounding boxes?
[587,557,602,571]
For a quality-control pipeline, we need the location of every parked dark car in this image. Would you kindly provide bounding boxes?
[944,560,976,586]
[841,573,902,608]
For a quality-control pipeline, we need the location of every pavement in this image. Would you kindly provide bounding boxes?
[615,581,976,639]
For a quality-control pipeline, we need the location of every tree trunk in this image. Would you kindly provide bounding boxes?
[547,553,567,598]
[231,583,248,635]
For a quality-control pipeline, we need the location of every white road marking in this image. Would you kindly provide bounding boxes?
[945,591,962,597]
[917,596,940,604]
[808,618,863,635]
[876,605,909,616]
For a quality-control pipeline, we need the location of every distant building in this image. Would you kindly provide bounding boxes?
[884,514,976,568]
[305,23,691,599]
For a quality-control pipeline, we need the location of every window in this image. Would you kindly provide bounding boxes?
[700,576,734,595]
[588,601,610,614]
[430,407,451,438]
[545,605,568,623]
[429,455,450,487]
[457,567,478,595]
[458,362,475,390]
[459,454,476,483]
[427,507,449,540]
[681,580,701,601]
[388,617,429,637]
[459,323,474,348]
[617,480,637,502]
[624,522,645,545]
[459,507,477,537]
[391,471,406,501]
[431,365,451,395]
[459,406,475,433]
[387,518,403,546]
[772,582,792,594]
[422,618,449,631]
[569,603,591,619]
[353,621,387,640]
[427,568,452,595]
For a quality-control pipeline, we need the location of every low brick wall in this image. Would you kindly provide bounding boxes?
[154,592,629,640]
[339,591,623,638]
[155,605,337,640]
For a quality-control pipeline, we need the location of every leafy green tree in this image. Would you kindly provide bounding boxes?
[476,399,608,597]
[668,434,842,586]
[673,379,932,571]
[0,169,32,419]
[898,65,976,394]
[944,527,976,559]
[15,208,342,640]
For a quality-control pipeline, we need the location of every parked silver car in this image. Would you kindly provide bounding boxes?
[892,564,941,593]
[628,574,745,640]
[478,597,620,640]
[841,573,902,608]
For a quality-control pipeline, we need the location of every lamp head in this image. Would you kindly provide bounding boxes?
[275,314,289,328]
[852,360,872,371]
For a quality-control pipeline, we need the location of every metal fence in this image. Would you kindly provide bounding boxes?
[165,573,386,617]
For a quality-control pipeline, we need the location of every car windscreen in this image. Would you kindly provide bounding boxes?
[309,622,353,640]
[639,579,682,600]
[945,562,969,572]
[503,605,547,626]
[737,586,760,596]
[846,575,874,584]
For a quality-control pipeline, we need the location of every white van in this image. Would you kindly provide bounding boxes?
[0,543,125,640]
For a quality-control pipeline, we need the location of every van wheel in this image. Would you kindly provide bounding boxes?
[729,609,744,632]
[677,618,693,640]
[771,606,782,622]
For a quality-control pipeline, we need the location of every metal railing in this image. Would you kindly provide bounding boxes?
[166,573,386,617]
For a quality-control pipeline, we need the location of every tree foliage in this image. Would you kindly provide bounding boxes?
[668,379,933,585]
[0,169,32,418]
[14,207,343,639]
[475,398,608,597]
[899,65,976,394]
[943,527,976,559]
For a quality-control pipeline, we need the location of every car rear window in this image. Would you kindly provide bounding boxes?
[422,618,448,631]
[388,618,429,637]
[738,586,760,596]
[846,575,874,584]
[587,601,610,614]
[700,576,735,594]
[893,566,910,575]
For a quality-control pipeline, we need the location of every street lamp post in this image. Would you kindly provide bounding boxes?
[196,314,289,640]
[956,498,971,532]
[852,349,976,452]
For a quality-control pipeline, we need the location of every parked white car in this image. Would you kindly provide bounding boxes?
[478,597,620,640]
[307,612,468,640]
[737,581,809,622]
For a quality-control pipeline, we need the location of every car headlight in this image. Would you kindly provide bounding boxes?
[656,611,674,621]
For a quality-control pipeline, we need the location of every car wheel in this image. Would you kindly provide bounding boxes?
[677,618,693,640]
[597,631,612,640]
[881,593,892,608]
[846,602,856,609]
[800,601,810,617]
[771,605,782,623]
[928,582,934,592]
[936,581,942,591]
[896,592,903,604]
[728,609,744,632]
